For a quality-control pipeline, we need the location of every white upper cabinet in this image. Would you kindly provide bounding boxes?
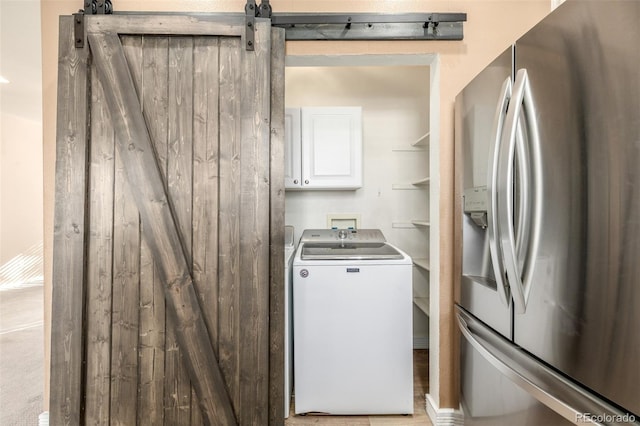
[285,106,363,190]
[284,108,302,188]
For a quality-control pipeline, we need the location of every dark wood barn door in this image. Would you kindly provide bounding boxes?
[51,14,285,425]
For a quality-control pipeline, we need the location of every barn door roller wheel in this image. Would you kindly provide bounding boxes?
[245,0,271,51]
[74,0,113,48]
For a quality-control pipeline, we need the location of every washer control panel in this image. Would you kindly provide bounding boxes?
[299,229,386,244]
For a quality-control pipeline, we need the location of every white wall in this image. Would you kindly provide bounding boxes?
[285,65,431,339]
[0,0,43,266]
[1,113,43,265]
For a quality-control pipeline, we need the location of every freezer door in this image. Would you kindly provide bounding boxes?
[460,336,573,426]
[457,307,633,425]
[456,47,513,338]
[512,0,640,416]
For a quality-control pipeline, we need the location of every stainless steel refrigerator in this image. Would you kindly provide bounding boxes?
[455,1,640,425]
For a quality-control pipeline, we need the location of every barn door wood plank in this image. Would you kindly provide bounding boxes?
[268,26,286,425]
[165,36,195,425]
[193,37,220,366]
[191,36,221,426]
[110,151,142,425]
[87,31,237,426]
[137,35,169,425]
[192,35,221,365]
[238,20,272,425]
[138,239,166,426]
[108,35,144,426]
[167,36,194,266]
[50,16,91,426]
[86,14,245,36]
[218,36,242,414]
[83,63,116,426]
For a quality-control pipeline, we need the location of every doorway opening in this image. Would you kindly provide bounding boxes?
[283,53,440,421]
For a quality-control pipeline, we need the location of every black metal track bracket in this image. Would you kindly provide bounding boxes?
[245,0,271,51]
[73,3,465,49]
[270,12,467,41]
[74,0,113,48]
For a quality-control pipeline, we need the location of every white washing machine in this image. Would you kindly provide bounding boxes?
[284,226,296,418]
[293,229,413,415]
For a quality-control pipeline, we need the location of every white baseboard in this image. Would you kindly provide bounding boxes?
[413,336,429,349]
[425,394,464,426]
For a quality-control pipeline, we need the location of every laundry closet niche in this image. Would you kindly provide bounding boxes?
[284,61,431,348]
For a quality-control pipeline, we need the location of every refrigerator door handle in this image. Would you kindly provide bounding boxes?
[514,122,532,273]
[486,77,512,307]
[496,69,542,314]
[456,306,634,426]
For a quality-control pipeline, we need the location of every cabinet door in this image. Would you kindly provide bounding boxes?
[284,108,302,188]
[301,107,362,189]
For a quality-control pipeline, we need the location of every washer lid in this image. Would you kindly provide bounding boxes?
[301,242,404,260]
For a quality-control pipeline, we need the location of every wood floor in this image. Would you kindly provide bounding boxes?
[285,350,432,426]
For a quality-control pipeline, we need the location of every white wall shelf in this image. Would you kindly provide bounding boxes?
[411,132,430,147]
[413,258,430,271]
[392,221,430,229]
[392,179,430,190]
[413,297,430,317]
[391,147,427,153]
[392,222,415,229]
[412,177,430,186]
[392,183,424,190]
[411,220,430,227]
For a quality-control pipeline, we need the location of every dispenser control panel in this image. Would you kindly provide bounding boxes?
[464,187,489,229]
[299,229,386,244]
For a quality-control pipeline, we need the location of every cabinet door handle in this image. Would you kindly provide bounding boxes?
[304,180,309,184]
[293,179,299,184]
